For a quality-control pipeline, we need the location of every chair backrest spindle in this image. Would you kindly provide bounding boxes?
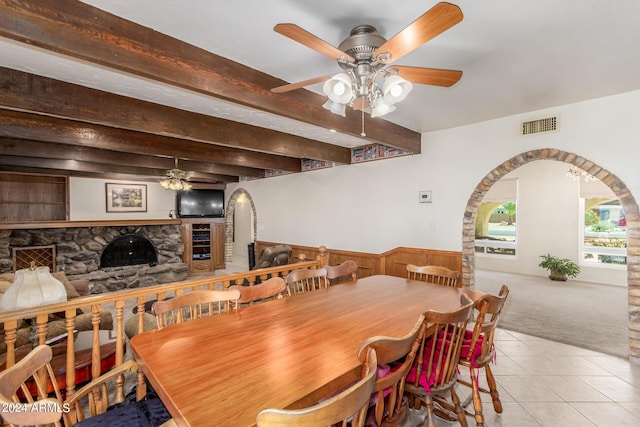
[0,345,63,427]
[152,289,240,329]
[356,315,425,426]
[406,264,460,287]
[285,268,329,296]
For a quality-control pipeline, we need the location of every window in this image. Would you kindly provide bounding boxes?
[475,179,518,257]
[581,199,627,267]
[475,201,517,257]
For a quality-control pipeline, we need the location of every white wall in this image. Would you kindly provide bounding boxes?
[226,90,640,282]
[69,178,176,220]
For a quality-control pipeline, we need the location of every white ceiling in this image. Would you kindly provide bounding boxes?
[3,0,640,148]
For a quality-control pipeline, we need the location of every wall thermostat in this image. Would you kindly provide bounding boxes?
[419,190,433,203]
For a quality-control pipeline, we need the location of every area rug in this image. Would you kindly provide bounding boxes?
[474,270,629,358]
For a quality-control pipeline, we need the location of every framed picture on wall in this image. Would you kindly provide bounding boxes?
[105,183,147,212]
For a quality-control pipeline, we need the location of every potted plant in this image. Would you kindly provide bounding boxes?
[538,253,580,281]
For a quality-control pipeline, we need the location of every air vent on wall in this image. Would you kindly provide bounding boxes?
[521,116,557,135]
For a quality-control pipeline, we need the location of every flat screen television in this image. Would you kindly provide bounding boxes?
[176,189,225,218]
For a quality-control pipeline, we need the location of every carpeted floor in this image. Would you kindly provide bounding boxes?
[474,269,629,358]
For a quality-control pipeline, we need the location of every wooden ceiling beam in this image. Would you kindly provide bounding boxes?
[0,0,421,153]
[0,138,266,178]
[0,67,351,164]
[0,155,238,184]
[0,109,301,172]
[0,165,170,183]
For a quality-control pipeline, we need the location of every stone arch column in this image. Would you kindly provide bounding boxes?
[461,148,640,361]
[224,188,258,265]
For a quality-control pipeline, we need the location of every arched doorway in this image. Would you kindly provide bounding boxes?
[224,188,257,267]
[461,149,640,361]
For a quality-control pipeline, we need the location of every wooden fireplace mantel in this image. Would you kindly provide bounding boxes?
[0,219,182,230]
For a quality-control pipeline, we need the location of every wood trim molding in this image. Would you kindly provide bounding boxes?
[0,219,181,230]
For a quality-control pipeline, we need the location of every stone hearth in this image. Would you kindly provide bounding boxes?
[0,224,188,294]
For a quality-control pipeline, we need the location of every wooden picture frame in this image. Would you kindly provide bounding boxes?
[105,183,147,212]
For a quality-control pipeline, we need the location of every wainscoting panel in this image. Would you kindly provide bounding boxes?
[255,241,462,285]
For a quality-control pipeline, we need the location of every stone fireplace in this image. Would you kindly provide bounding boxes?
[0,223,189,294]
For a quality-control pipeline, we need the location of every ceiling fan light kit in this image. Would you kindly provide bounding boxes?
[273,2,464,118]
[160,158,193,192]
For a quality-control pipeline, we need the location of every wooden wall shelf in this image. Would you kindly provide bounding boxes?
[0,219,182,230]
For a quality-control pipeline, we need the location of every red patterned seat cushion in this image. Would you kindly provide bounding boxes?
[461,329,485,366]
[406,331,451,393]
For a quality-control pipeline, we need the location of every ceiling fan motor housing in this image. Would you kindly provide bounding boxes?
[338,25,387,64]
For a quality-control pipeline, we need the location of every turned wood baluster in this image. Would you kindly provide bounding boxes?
[65,310,78,423]
[90,305,103,415]
[135,296,147,400]
[35,313,48,345]
[3,319,18,367]
[136,296,146,335]
[114,300,125,404]
[220,279,230,290]
[35,313,49,382]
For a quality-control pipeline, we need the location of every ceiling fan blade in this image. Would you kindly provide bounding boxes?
[393,66,462,87]
[373,2,463,65]
[274,23,354,62]
[271,75,332,93]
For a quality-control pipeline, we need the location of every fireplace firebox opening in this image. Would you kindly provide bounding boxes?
[100,233,158,268]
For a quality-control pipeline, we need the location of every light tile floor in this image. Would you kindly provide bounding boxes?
[415,328,640,426]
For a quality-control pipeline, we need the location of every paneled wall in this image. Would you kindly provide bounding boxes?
[256,241,462,284]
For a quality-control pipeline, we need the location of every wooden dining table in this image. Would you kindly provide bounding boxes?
[130,274,483,427]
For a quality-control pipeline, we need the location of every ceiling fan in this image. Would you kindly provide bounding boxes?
[272,2,463,118]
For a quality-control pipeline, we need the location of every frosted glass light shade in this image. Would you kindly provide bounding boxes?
[322,99,347,116]
[382,75,413,105]
[322,73,354,104]
[371,98,396,118]
[0,265,67,311]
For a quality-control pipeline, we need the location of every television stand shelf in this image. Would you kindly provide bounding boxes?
[181,218,225,275]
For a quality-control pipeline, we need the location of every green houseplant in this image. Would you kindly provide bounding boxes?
[538,254,580,281]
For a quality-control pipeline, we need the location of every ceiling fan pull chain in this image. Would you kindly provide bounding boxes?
[361,108,366,136]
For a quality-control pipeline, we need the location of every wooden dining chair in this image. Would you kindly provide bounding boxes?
[404,295,475,427]
[356,315,425,427]
[229,276,287,306]
[406,264,460,287]
[325,260,358,285]
[152,289,240,329]
[0,345,63,427]
[64,359,171,427]
[256,347,378,427]
[285,268,329,296]
[457,284,510,427]
[0,344,172,427]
